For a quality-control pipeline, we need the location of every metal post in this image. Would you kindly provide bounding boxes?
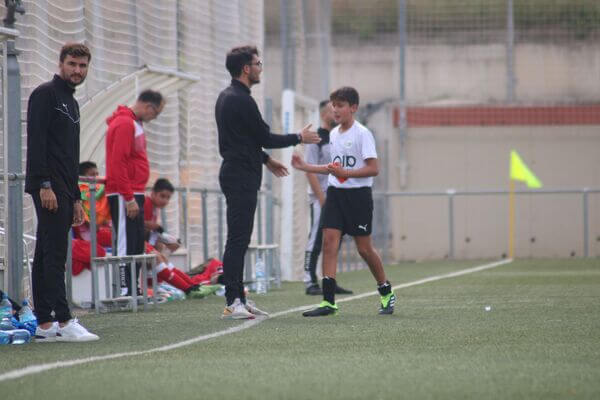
[141,257,148,311]
[317,0,331,99]
[218,194,224,258]
[4,38,24,301]
[89,182,101,304]
[66,233,73,305]
[583,188,589,258]
[397,0,409,189]
[257,192,263,244]
[264,98,274,277]
[181,190,188,249]
[151,256,157,309]
[201,189,208,261]
[130,257,137,312]
[382,139,390,265]
[92,258,100,314]
[280,0,295,90]
[447,189,455,259]
[506,0,516,103]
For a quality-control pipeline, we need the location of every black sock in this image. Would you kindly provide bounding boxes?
[322,277,336,305]
[377,281,391,296]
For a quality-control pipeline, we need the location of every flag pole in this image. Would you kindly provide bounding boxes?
[508,179,515,259]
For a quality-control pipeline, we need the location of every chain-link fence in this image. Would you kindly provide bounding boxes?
[0,1,266,296]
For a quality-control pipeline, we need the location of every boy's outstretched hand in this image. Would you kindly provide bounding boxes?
[291,153,306,170]
[299,124,321,144]
[266,157,289,177]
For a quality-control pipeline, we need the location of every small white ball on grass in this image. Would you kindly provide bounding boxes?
[484,306,491,311]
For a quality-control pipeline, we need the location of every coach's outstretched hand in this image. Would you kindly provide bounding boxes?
[266,157,290,177]
[291,153,307,171]
[299,124,321,144]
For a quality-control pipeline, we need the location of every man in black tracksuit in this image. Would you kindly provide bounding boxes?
[25,43,98,342]
[215,45,320,319]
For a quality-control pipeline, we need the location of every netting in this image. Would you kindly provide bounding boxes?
[0,0,265,274]
[265,0,600,263]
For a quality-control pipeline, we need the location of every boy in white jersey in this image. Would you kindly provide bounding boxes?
[291,87,395,316]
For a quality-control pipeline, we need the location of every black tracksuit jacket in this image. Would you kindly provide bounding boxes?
[25,74,81,201]
[215,79,301,193]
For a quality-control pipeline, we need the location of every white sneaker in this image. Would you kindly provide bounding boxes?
[34,322,58,343]
[245,299,269,317]
[56,319,99,342]
[221,298,255,320]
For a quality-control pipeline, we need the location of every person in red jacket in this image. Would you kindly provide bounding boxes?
[105,90,165,297]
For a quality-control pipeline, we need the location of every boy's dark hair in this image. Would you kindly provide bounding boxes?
[60,42,91,63]
[319,100,330,110]
[137,90,164,107]
[79,161,97,176]
[226,46,259,78]
[330,87,360,106]
[152,178,174,193]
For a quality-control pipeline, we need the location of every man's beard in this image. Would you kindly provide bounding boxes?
[249,74,260,85]
[66,73,85,87]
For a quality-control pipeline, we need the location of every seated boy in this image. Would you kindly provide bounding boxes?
[144,178,222,295]
[291,86,396,316]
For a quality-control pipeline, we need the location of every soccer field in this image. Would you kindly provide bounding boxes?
[1,258,599,399]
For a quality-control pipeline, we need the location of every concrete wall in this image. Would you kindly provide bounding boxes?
[374,111,600,261]
[265,42,600,104]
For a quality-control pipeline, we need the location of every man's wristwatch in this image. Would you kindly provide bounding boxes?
[297,133,302,144]
[40,181,51,189]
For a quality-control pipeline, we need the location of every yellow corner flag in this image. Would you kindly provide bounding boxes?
[510,150,542,188]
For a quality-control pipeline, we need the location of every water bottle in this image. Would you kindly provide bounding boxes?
[0,293,14,331]
[255,256,267,294]
[19,299,38,335]
[9,329,31,345]
[0,330,11,345]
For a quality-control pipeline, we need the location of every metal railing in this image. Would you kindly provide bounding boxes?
[374,187,600,264]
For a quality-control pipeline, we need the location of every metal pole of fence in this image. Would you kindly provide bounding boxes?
[92,258,100,314]
[130,257,137,312]
[4,37,24,302]
[382,140,390,265]
[141,257,148,311]
[264,98,275,281]
[506,0,516,103]
[257,192,263,244]
[583,188,589,258]
[89,182,99,308]
[447,189,455,259]
[218,194,224,257]
[66,233,72,305]
[181,190,188,250]
[201,189,208,261]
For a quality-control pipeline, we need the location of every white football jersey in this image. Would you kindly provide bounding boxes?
[327,120,377,188]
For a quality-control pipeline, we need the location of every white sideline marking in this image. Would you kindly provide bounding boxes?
[0,258,512,383]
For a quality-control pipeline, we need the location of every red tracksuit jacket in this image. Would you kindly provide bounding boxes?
[105,105,150,201]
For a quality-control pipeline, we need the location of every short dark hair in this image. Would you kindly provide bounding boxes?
[319,100,330,110]
[225,46,259,78]
[152,178,174,193]
[60,42,91,63]
[79,161,97,176]
[137,90,164,107]
[330,87,360,106]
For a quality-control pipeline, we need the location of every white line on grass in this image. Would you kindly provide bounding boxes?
[0,258,512,383]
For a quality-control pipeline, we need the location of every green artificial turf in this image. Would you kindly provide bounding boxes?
[1,259,599,399]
